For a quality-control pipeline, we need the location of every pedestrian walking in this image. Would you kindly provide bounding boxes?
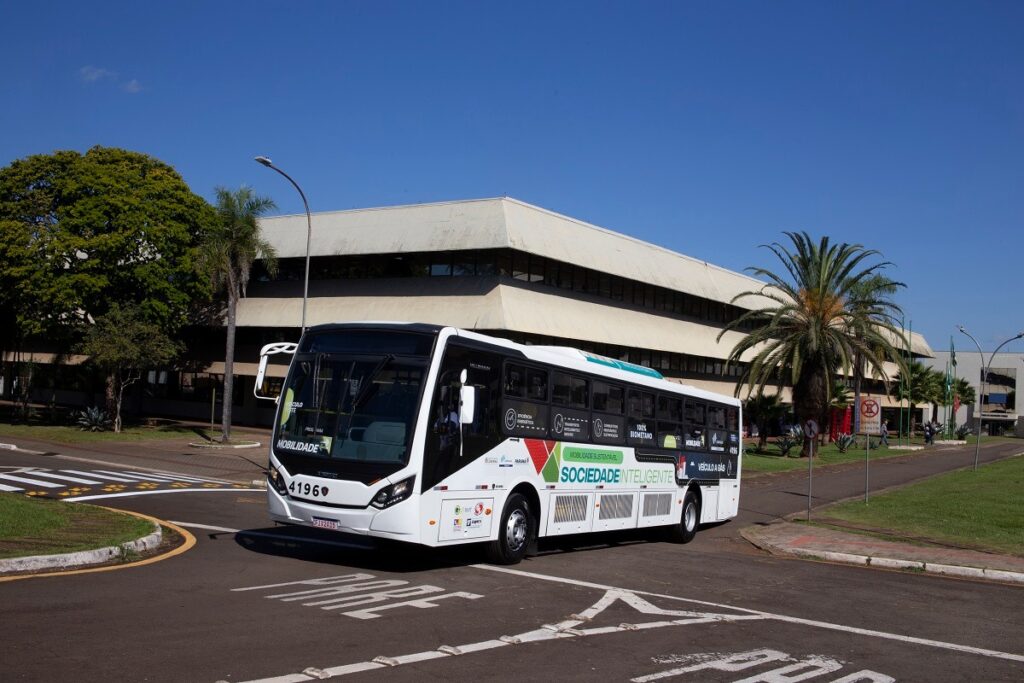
[923,421,932,445]
[880,421,889,447]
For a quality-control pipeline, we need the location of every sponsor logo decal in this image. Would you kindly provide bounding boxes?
[276,438,323,454]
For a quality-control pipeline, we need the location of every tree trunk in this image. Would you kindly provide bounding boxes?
[221,291,237,443]
[852,351,863,433]
[114,374,125,433]
[105,371,117,426]
[794,367,829,457]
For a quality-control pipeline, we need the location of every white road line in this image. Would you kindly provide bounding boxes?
[474,565,1024,664]
[60,469,137,482]
[0,482,24,492]
[21,471,103,485]
[114,470,235,484]
[0,473,63,488]
[94,470,167,481]
[65,488,241,502]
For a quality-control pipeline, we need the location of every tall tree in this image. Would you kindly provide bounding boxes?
[0,147,215,414]
[79,305,181,432]
[200,186,277,443]
[743,392,785,452]
[718,232,905,455]
[891,361,942,434]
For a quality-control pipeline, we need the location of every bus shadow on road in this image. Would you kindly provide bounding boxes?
[231,525,484,573]
[229,524,700,572]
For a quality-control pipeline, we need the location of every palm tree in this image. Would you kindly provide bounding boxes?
[891,361,941,435]
[200,186,277,443]
[743,392,785,452]
[718,232,905,456]
[847,275,904,432]
[953,377,976,408]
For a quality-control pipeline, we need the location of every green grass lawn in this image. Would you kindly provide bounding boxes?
[0,493,155,560]
[0,422,204,444]
[822,456,1024,557]
[743,435,1014,474]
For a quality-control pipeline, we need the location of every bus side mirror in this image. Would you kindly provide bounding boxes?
[254,341,298,401]
[459,385,476,425]
[255,356,270,397]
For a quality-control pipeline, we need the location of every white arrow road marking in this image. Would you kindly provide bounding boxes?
[233,562,1024,682]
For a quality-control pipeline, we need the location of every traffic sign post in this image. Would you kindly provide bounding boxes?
[805,419,818,521]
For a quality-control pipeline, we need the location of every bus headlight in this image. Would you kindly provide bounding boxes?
[370,476,415,509]
[268,465,289,496]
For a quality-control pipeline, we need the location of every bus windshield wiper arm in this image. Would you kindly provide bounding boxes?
[352,354,395,411]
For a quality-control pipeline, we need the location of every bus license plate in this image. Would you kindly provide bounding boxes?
[312,517,339,530]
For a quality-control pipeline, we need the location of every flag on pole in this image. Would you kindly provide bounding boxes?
[950,336,956,367]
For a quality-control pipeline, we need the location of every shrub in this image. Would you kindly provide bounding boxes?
[956,424,973,440]
[835,433,857,453]
[775,424,804,457]
[76,407,112,432]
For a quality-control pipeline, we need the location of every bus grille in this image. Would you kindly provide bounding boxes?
[552,495,589,524]
[598,494,633,520]
[642,493,672,517]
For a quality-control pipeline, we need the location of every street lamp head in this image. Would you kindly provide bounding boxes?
[957,324,966,333]
[254,156,273,167]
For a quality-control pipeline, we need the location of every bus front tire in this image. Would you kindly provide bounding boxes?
[485,493,532,565]
[668,490,699,544]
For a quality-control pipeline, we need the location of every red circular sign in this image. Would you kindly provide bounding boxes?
[861,399,880,417]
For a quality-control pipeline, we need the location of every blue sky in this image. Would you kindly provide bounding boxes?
[3,1,1022,352]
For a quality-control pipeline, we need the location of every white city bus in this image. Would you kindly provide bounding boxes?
[257,322,742,564]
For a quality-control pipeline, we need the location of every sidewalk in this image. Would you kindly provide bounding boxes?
[742,521,1024,585]
[0,425,270,485]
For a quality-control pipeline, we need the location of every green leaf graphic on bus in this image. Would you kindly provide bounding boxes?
[541,442,561,483]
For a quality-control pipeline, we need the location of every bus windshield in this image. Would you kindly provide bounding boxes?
[275,353,426,466]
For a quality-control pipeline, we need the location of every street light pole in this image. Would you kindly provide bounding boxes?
[254,156,313,334]
[957,326,1024,471]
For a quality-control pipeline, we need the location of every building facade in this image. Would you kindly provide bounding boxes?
[3,197,935,428]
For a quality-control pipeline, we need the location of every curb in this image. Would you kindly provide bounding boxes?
[740,526,1024,585]
[0,516,162,575]
[188,440,262,450]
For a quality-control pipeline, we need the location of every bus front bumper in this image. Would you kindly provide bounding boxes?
[267,486,417,540]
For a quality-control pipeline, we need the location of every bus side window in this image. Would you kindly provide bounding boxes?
[505,364,526,397]
[657,394,683,449]
[683,399,706,449]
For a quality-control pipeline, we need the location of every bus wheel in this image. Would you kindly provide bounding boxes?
[668,490,700,544]
[485,493,531,565]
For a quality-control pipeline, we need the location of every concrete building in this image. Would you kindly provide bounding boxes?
[3,197,935,427]
[927,351,1023,436]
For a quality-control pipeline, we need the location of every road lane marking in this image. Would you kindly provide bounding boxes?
[0,482,23,492]
[59,469,137,482]
[67,489,244,502]
[232,572,484,619]
[0,474,63,488]
[475,565,1024,664]
[19,471,103,485]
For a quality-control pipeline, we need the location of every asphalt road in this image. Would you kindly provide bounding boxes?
[2,441,1022,682]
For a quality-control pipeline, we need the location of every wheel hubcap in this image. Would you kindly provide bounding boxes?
[684,502,696,531]
[506,509,528,551]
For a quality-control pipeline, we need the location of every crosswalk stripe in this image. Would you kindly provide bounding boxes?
[0,474,63,488]
[0,482,24,492]
[60,469,137,482]
[109,470,232,485]
[23,471,103,485]
[119,472,181,482]
[94,470,164,482]
[151,472,223,483]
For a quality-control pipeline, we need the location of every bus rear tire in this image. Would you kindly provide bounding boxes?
[668,490,699,544]
[485,493,532,565]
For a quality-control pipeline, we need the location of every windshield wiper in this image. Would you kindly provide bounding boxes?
[351,354,395,411]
